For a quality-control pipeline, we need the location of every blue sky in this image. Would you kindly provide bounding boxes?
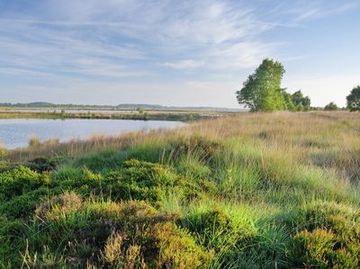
[0,0,359,108]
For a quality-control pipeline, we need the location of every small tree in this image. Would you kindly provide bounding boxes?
[324,102,339,111]
[236,59,287,112]
[292,90,311,111]
[346,86,360,111]
[137,107,144,114]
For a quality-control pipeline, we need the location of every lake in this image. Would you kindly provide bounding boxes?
[0,119,184,149]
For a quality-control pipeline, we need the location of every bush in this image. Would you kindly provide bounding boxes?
[52,166,103,196]
[102,159,200,203]
[287,202,360,268]
[0,166,46,201]
[181,208,253,251]
[26,157,58,172]
[324,102,339,111]
[0,187,50,219]
[293,229,359,268]
[22,200,213,268]
[35,191,83,220]
[0,218,27,263]
[169,136,222,162]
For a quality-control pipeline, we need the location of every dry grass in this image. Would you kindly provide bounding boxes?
[8,111,360,171]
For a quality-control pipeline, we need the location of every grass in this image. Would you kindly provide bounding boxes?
[0,111,359,268]
[0,109,221,121]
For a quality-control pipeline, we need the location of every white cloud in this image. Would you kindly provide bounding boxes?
[164,60,204,70]
[0,0,358,107]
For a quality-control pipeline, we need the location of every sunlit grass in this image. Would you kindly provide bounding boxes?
[1,111,360,268]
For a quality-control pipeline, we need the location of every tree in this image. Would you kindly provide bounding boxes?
[291,90,311,111]
[236,59,287,111]
[282,89,296,111]
[324,102,339,111]
[346,86,360,111]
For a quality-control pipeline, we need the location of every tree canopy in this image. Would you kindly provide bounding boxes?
[324,102,339,111]
[346,86,360,111]
[236,59,311,112]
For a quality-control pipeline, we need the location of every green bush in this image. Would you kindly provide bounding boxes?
[26,157,58,172]
[287,202,360,268]
[22,200,213,268]
[102,159,200,203]
[0,217,27,264]
[52,166,103,196]
[0,166,46,201]
[181,208,253,251]
[0,187,50,219]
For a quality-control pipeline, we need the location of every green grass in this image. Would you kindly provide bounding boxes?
[0,109,212,121]
[0,111,359,268]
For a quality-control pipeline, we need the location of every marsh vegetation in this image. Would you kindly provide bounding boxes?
[0,111,359,268]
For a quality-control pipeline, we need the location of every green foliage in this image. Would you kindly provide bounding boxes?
[236,59,287,111]
[347,86,360,111]
[324,102,339,111]
[0,113,359,268]
[26,157,58,172]
[236,59,312,112]
[0,166,46,202]
[102,159,200,203]
[292,90,311,111]
[20,200,213,268]
[283,201,360,268]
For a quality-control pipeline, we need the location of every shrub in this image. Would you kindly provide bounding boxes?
[293,229,359,268]
[287,201,360,268]
[0,187,50,219]
[52,166,103,196]
[0,218,27,263]
[35,191,83,220]
[102,159,199,203]
[22,201,213,268]
[169,136,222,163]
[27,157,58,172]
[181,208,250,251]
[0,166,45,201]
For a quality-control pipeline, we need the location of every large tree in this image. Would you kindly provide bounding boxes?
[236,59,287,111]
[346,86,360,111]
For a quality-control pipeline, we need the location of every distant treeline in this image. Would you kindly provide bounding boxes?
[0,102,242,112]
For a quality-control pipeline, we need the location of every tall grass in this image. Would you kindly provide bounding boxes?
[1,111,360,268]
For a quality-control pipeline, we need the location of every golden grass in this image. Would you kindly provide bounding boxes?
[5,111,360,183]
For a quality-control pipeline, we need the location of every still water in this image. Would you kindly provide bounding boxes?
[0,119,184,149]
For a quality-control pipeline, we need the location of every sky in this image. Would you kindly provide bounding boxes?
[0,0,359,108]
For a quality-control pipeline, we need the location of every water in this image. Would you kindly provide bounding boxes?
[0,119,184,149]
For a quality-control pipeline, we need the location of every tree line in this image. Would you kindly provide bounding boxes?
[236,59,360,112]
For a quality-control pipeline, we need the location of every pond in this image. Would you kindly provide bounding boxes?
[0,119,184,149]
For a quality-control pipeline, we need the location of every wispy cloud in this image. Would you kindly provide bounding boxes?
[0,0,358,106]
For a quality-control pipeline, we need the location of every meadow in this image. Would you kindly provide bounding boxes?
[0,109,211,122]
[0,111,359,268]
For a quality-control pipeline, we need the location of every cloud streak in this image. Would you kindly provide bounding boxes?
[0,0,358,107]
